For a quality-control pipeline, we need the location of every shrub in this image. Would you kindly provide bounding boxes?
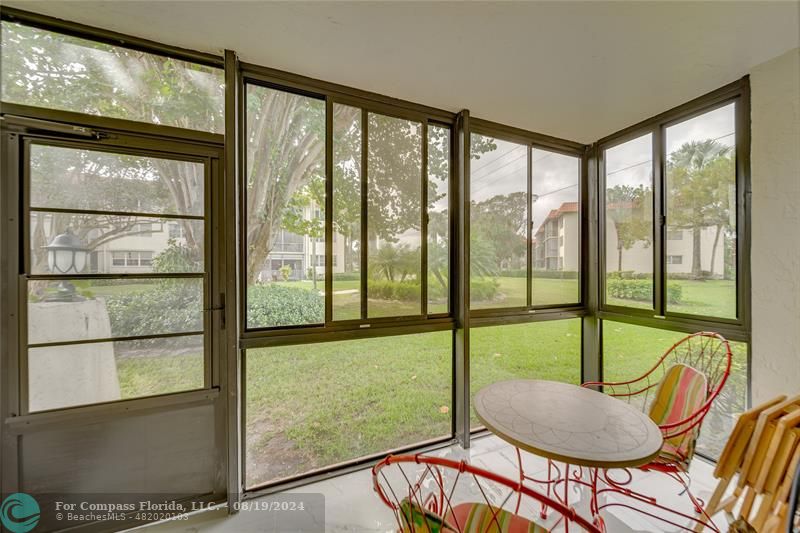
[105,280,202,337]
[500,269,528,278]
[247,284,323,327]
[470,278,500,301]
[667,284,683,304]
[333,272,361,282]
[533,270,579,280]
[368,280,421,302]
[394,282,421,302]
[279,264,293,281]
[487,269,579,280]
[428,281,448,301]
[607,278,682,304]
[607,270,651,280]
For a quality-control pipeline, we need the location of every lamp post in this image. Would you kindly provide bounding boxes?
[43,228,88,301]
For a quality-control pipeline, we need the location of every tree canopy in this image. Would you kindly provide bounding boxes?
[606,184,652,272]
[667,140,734,278]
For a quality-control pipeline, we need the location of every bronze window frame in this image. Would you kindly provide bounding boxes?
[595,77,751,343]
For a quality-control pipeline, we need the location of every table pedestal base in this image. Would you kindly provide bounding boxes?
[513,448,720,533]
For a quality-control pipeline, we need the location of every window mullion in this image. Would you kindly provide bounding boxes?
[527,145,533,308]
[360,109,369,321]
[421,120,429,317]
[653,126,665,317]
[324,98,333,325]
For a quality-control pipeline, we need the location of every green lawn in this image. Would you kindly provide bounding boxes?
[668,279,737,318]
[470,276,580,309]
[270,276,580,318]
[116,350,203,398]
[111,279,746,487]
[605,279,737,319]
[274,278,438,320]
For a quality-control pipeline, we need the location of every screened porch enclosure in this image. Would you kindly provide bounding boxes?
[0,6,754,523]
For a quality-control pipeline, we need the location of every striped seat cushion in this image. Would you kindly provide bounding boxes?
[445,503,549,533]
[397,499,548,533]
[647,363,708,471]
[398,497,457,532]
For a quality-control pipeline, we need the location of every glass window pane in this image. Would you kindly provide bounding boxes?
[29,334,204,412]
[30,212,203,274]
[28,278,203,344]
[332,104,362,321]
[602,320,748,459]
[532,149,580,305]
[245,331,451,487]
[427,125,450,314]
[470,135,527,310]
[1,22,224,133]
[665,103,737,319]
[604,134,654,309]
[367,113,422,318]
[470,319,581,429]
[29,144,204,217]
[245,85,325,328]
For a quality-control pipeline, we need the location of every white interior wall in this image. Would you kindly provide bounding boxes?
[749,47,800,403]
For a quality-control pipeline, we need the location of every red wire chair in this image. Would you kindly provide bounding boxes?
[582,331,733,532]
[373,454,602,532]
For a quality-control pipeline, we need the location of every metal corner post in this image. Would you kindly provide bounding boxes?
[454,110,471,447]
[223,48,243,510]
[582,144,601,385]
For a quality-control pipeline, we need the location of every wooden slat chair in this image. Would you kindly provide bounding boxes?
[373,454,602,533]
[737,395,800,525]
[697,396,787,528]
[694,395,787,532]
[697,394,800,532]
[762,444,800,532]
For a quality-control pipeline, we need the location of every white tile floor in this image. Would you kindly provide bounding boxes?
[141,435,724,533]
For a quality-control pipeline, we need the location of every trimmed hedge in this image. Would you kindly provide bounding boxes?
[369,280,420,302]
[607,270,651,280]
[106,280,202,337]
[471,278,500,301]
[486,269,579,280]
[499,269,528,278]
[607,278,682,304]
[247,284,324,327]
[365,278,499,303]
[333,272,361,281]
[107,282,326,333]
[533,270,579,280]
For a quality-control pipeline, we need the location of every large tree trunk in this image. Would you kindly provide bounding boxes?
[692,225,703,279]
[432,268,447,292]
[244,91,325,285]
[311,238,317,290]
[709,225,723,278]
[617,245,623,272]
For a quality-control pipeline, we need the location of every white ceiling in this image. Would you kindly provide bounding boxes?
[4,1,799,143]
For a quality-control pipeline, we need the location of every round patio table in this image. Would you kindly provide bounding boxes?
[474,379,663,530]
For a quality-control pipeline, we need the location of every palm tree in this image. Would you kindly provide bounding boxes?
[667,140,733,279]
[368,243,419,282]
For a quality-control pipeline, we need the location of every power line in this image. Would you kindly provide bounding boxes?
[470,147,554,185]
[470,144,525,175]
[606,158,652,177]
[607,131,736,176]
[470,150,526,183]
[534,183,578,198]
[470,152,558,196]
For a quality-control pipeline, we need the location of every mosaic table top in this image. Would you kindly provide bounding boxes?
[474,379,663,468]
